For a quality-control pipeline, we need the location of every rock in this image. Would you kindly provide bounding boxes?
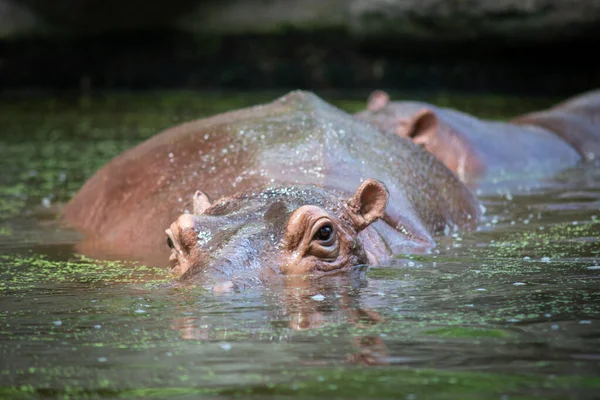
[180,0,600,42]
[178,0,348,34]
[1,0,598,93]
[348,0,600,42]
[3,0,600,43]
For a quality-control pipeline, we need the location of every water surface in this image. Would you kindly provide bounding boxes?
[1,91,599,399]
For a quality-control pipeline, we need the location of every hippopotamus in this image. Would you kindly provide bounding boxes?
[355,90,600,186]
[64,91,479,289]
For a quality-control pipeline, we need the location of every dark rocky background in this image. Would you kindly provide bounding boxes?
[1,0,599,95]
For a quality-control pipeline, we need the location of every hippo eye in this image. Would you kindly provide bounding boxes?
[306,219,339,259]
[311,221,336,247]
[314,225,332,241]
[167,236,174,249]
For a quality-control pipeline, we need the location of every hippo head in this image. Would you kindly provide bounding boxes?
[165,179,388,291]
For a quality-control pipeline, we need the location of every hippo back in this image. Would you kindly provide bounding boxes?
[512,89,600,161]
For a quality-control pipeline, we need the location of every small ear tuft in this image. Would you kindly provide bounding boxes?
[367,90,390,111]
[405,108,439,143]
[193,190,211,214]
[347,178,389,231]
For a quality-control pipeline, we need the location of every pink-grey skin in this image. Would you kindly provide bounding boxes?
[64,91,480,291]
[355,89,600,186]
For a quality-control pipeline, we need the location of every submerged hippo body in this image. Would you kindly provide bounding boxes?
[355,90,600,186]
[64,91,479,287]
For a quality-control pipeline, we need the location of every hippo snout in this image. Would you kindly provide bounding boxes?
[166,213,200,276]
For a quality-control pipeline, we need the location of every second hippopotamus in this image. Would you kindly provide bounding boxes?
[355,90,600,186]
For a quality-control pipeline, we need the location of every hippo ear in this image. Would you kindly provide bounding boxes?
[193,190,211,214]
[367,90,390,111]
[405,108,439,143]
[347,179,389,231]
[404,109,485,182]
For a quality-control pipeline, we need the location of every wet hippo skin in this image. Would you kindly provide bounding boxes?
[355,90,600,185]
[64,91,479,288]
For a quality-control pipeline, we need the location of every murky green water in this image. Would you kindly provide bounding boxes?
[1,91,599,399]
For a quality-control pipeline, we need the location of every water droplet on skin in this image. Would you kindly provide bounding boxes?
[311,294,325,301]
[197,230,211,246]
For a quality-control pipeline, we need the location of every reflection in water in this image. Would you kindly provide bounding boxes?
[170,267,391,366]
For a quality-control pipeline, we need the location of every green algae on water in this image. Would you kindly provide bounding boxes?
[488,220,600,259]
[215,367,600,400]
[424,326,512,338]
[0,254,172,292]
